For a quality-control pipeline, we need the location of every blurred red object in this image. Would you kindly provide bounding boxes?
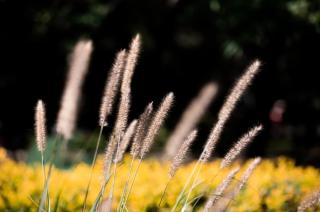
[269,100,286,124]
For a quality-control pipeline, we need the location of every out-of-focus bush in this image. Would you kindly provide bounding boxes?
[1,148,320,211]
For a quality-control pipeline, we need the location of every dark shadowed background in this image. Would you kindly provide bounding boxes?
[0,0,320,165]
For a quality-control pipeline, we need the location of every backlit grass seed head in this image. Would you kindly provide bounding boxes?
[200,60,261,162]
[114,94,130,140]
[130,102,153,158]
[298,190,320,212]
[114,35,141,138]
[204,167,240,211]
[115,120,137,163]
[99,50,127,127]
[140,93,174,159]
[220,125,263,168]
[164,83,218,160]
[231,157,261,199]
[35,100,46,153]
[169,129,197,178]
[218,60,261,120]
[121,34,141,95]
[56,39,93,140]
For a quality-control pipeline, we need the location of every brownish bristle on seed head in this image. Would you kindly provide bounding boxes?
[114,120,137,163]
[140,92,174,159]
[230,157,261,200]
[204,167,240,211]
[99,50,127,127]
[121,34,141,95]
[200,60,261,162]
[35,100,46,153]
[130,102,154,158]
[169,129,197,178]
[56,39,93,140]
[220,125,263,168]
[114,35,142,139]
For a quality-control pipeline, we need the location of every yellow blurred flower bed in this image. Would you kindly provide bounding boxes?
[0,148,320,211]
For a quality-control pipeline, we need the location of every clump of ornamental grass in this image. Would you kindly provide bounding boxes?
[159,130,198,207]
[172,60,261,210]
[118,92,174,212]
[82,49,127,212]
[37,39,94,212]
[207,157,261,211]
[90,35,142,212]
[117,102,153,210]
[31,33,284,212]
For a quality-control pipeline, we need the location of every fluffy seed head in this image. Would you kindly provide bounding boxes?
[218,60,261,120]
[140,93,174,159]
[35,100,46,153]
[130,102,153,158]
[114,120,137,163]
[121,34,141,94]
[230,157,261,201]
[220,125,262,168]
[169,130,197,178]
[164,83,218,160]
[200,60,261,162]
[114,35,141,138]
[204,167,240,211]
[99,50,127,127]
[56,39,93,140]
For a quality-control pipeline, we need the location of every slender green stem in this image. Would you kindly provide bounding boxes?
[107,161,118,210]
[89,173,112,212]
[171,160,200,211]
[117,157,135,212]
[82,126,104,212]
[121,159,142,211]
[158,177,172,208]
[38,135,60,212]
[41,153,51,211]
[41,154,47,184]
[41,154,47,210]
[183,162,203,208]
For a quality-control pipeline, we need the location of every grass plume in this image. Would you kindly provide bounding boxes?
[35,100,46,153]
[203,167,240,211]
[164,83,217,160]
[220,125,262,168]
[99,50,127,127]
[140,92,174,159]
[56,39,93,140]
[200,60,261,162]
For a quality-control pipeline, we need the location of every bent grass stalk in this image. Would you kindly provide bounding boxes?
[182,162,204,210]
[117,156,135,211]
[171,160,200,211]
[158,177,172,207]
[160,130,197,207]
[120,158,143,211]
